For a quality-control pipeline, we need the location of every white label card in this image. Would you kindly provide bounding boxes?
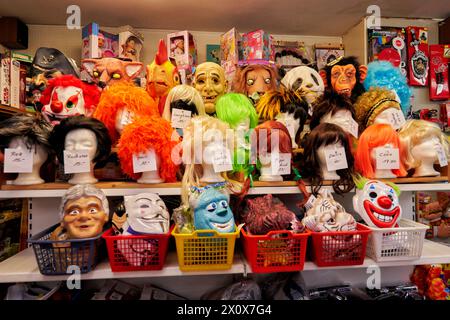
[171,108,192,129]
[212,148,233,173]
[63,150,91,174]
[271,153,291,175]
[387,109,406,130]
[435,143,448,167]
[120,109,134,127]
[348,118,359,138]
[133,150,157,173]
[4,148,33,173]
[285,122,296,140]
[324,145,348,171]
[375,147,400,170]
[304,194,317,210]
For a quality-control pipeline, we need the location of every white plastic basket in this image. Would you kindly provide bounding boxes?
[366,219,428,262]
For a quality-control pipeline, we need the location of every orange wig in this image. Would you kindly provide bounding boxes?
[254,120,292,155]
[355,124,407,179]
[117,116,179,182]
[93,82,159,144]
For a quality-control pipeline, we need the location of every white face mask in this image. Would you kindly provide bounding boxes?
[64,128,98,162]
[124,193,169,234]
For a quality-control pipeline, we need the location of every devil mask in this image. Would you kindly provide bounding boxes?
[353,178,402,228]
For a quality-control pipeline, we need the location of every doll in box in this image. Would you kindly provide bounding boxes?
[232,64,278,103]
[0,114,53,185]
[398,120,450,177]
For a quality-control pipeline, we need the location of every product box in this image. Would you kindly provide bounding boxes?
[0,55,10,106]
[367,27,408,77]
[274,40,312,74]
[82,22,119,59]
[220,27,241,66]
[440,103,450,133]
[9,59,20,108]
[118,25,144,62]
[416,192,450,242]
[429,44,450,101]
[0,198,27,263]
[314,44,345,70]
[167,30,197,70]
[239,29,275,65]
[406,26,429,86]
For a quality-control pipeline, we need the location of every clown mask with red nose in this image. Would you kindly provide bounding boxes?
[353,178,402,228]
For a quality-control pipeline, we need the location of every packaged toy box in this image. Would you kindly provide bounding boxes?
[82,22,119,59]
[238,29,275,65]
[118,25,144,62]
[167,30,197,71]
[429,45,449,101]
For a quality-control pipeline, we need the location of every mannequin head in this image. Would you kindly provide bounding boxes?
[117,116,179,182]
[60,184,109,239]
[281,65,324,107]
[93,82,159,144]
[215,93,259,130]
[233,64,278,102]
[355,124,407,179]
[398,120,450,176]
[193,62,228,114]
[310,93,355,132]
[162,84,205,123]
[124,193,169,234]
[354,88,402,131]
[301,123,355,195]
[275,101,309,148]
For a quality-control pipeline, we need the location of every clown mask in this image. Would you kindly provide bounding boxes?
[42,86,86,125]
[193,62,228,114]
[192,188,235,233]
[123,193,170,234]
[353,180,402,228]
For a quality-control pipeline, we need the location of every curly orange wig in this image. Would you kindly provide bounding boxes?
[117,116,180,182]
[93,82,159,144]
[355,124,407,179]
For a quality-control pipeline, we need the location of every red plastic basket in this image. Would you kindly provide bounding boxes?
[309,223,371,267]
[241,228,310,273]
[102,226,172,272]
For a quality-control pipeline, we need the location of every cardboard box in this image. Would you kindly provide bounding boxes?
[82,22,119,59]
[220,27,241,66]
[167,30,197,70]
[118,25,144,62]
[239,29,275,65]
[0,55,10,106]
[9,59,20,108]
[406,26,429,86]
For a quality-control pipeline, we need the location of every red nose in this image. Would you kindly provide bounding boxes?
[50,100,63,113]
[377,196,392,209]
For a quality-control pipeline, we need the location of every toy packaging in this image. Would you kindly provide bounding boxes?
[0,54,11,106]
[429,44,450,100]
[82,22,119,59]
[239,29,275,65]
[406,26,429,86]
[167,30,197,71]
[273,40,313,75]
[314,44,344,70]
[367,27,408,76]
[220,28,242,90]
[118,25,144,62]
[416,191,450,242]
[440,103,450,132]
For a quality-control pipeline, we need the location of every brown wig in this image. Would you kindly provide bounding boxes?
[309,92,355,131]
[232,64,278,96]
[254,120,292,156]
[49,115,112,167]
[300,122,355,195]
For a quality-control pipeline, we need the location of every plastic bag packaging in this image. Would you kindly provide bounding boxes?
[201,279,262,300]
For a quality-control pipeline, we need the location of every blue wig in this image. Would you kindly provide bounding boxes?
[364,61,411,115]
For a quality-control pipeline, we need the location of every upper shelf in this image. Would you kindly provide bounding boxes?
[0,178,449,198]
[0,104,29,116]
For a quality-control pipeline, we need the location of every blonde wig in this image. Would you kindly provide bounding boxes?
[162,84,206,122]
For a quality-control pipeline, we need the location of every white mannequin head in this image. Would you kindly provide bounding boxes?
[372,107,400,127]
[275,112,300,149]
[115,108,135,135]
[201,139,227,183]
[137,149,164,184]
[317,142,342,180]
[321,109,354,135]
[369,143,398,178]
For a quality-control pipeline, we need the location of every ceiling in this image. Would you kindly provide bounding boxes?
[0,0,448,36]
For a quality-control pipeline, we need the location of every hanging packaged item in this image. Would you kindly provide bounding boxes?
[406,26,429,86]
[429,44,450,100]
[82,22,119,59]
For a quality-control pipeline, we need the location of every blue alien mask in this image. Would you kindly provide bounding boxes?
[192,188,235,233]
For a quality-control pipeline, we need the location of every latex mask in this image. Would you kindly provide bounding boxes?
[193,62,228,114]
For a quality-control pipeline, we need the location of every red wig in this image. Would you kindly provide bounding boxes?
[93,82,159,144]
[254,120,292,155]
[40,74,101,114]
[355,124,407,179]
[117,116,179,182]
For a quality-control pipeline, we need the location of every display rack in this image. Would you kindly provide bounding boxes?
[0,104,28,116]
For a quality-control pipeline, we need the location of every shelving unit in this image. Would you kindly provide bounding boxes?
[0,104,28,116]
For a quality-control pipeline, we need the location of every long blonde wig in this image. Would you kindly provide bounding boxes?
[162,84,206,122]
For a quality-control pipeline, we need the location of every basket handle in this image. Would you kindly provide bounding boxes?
[192,229,222,237]
[265,230,294,238]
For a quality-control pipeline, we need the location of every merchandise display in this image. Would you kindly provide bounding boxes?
[416,191,450,239]
[406,26,429,86]
[429,44,450,100]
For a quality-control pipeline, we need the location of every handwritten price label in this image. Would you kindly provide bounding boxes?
[212,147,233,173]
[348,118,359,138]
[271,153,291,175]
[63,150,91,174]
[120,109,134,127]
[4,148,33,173]
[324,145,348,171]
[133,150,157,173]
[435,143,449,167]
[375,147,400,170]
[387,109,406,130]
[171,108,192,129]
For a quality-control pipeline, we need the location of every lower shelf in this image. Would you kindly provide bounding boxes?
[0,240,449,283]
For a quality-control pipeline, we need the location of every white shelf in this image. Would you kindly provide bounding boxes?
[1,240,449,283]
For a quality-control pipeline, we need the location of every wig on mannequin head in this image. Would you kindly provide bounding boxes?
[309,92,355,131]
[117,116,179,181]
[355,123,407,179]
[93,82,159,144]
[49,115,112,166]
[232,64,278,97]
[216,93,259,129]
[254,120,292,155]
[354,88,402,131]
[398,119,450,170]
[300,123,355,195]
[364,61,411,114]
[162,84,205,122]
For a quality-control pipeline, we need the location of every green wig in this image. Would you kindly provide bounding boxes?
[215,93,259,129]
[353,174,401,196]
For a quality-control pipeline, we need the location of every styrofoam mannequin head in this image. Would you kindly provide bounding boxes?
[317,141,343,180]
[124,193,169,234]
[64,128,98,162]
[321,109,354,134]
[275,112,300,149]
[115,108,135,135]
[372,107,399,127]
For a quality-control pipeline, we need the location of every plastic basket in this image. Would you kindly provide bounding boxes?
[241,228,310,273]
[172,227,239,272]
[28,224,104,275]
[102,226,172,272]
[366,219,428,262]
[309,223,371,267]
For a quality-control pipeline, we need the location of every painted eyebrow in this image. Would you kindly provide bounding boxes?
[136,198,153,202]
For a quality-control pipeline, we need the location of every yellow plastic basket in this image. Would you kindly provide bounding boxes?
[172,227,239,271]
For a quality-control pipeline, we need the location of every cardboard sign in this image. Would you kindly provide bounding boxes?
[435,143,449,167]
[324,145,348,171]
[387,109,406,129]
[271,153,291,175]
[212,148,233,173]
[171,108,192,129]
[133,150,157,173]
[3,148,33,173]
[375,147,400,170]
[63,150,91,174]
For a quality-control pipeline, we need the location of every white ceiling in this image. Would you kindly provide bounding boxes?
[0,0,448,36]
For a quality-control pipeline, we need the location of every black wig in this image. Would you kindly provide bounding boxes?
[170,99,198,115]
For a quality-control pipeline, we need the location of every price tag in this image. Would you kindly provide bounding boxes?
[171,108,192,129]
[63,150,91,174]
[435,143,449,167]
[324,145,348,171]
[304,194,317,210]
[387,109,406,130]
[133,150,157,173]
[348,118,359,138]
[271,153,291,175]
[375,147,400,170]
[212,147,233,173]
[4,148,33,173]
[120,109,134,127]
